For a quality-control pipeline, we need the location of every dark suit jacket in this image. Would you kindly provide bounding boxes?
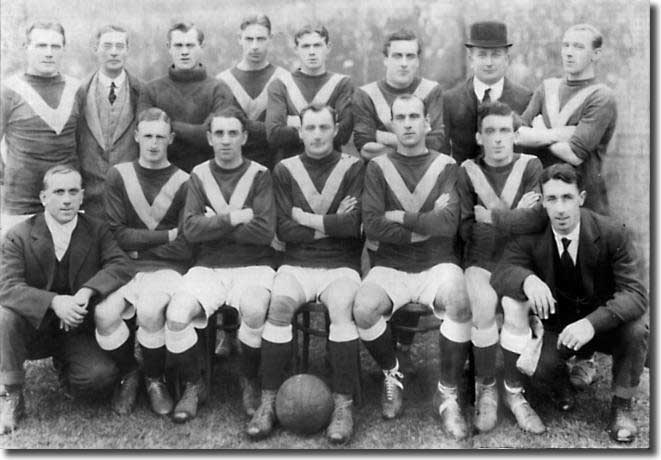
[76,71,143,219]
[442,76,532,164]
[0,213,134,330]
[491,209,647,334]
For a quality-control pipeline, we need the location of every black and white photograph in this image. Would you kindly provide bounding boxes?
[0,0,650,450]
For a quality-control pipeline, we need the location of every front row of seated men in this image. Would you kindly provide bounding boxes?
[0,97,647,445]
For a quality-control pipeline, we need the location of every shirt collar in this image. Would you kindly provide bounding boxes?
[473,77,505,102]
[44,212,78,261]
[552,221,580,262]
[98,69,126,90]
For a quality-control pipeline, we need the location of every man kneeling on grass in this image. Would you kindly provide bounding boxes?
[491,163,648,443]
[0,165,133,434]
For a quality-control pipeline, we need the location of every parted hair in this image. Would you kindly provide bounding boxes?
[382,28,422,56]
[477,101,522,131]
[205,106,248,132]
[95,24,129,47]
[540,163,584,191]
[391,94,427,117]
[240,14,272,33]
[294,23,329,45]
[566,23,603,49]
[137,108,172,130]
[42,164,82,191]
[299,103,337,125]
[26,21,66,46]
[167,21,204,45]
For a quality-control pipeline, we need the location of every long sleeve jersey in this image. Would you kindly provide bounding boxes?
[363,150,460,272]
[265,70,353,158]
[183,159,275,268]
[138,64,232,173]
[216,64,287,170]
[104,161,192,273]
[352,77,445,153]
[457,153,545,270]
[273,151,364,272]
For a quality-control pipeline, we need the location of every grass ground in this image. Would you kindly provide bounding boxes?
[0,323,650,450]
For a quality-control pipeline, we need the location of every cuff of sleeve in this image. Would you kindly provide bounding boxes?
[403,212,417,228]
[307,213,324,232]
[585,307,620,334]
[568,137,589,161]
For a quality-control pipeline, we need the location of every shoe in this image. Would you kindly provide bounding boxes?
[145,376,174,416]
[326,393,354,444]
[569,356,597,390]
[0,388,25,435]
[240,376,260,417]
[474,380,498,433]
[433,382,469,440]
[395,344,416,376]
[553,383,576,412]
[246,390,277,439]
[215,330,239,358]
[607,398,638,443]
[172,380,201,423]
[381,367,404,420]
[503,384,545,434]
[111,368,140,415]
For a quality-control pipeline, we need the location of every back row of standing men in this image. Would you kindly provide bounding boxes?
[0,15,644,446]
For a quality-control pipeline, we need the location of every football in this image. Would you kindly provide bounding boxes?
[275,374,334,435]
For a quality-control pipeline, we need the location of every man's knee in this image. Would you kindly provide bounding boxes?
[266,295,299,327]
[323,278,359,322]
[434,265,470,322]
[239,287,270,328]
[136,295,169,331]
[465,267,497,328]
[94,291,127,332]
[616,317,649,351]
[0,307,27,336]
[166,293,201,328]
[68,356,118,395]
[353,283,389,328]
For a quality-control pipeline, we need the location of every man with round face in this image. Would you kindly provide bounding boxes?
[248,104,364,444]
[443,21,533,165]
[1,22,82,234]
[0,165,133,434]
[491,163,648,443]
[456,101,545,434]
[265,24,353,161]
[164,106,276,423]
[94,108,190,418]
[353,29,445,161]
[77,25,144,220]
[517,23,616,216]
[353,94,471,439]
[138,22,233,173]
[216,15,287,171]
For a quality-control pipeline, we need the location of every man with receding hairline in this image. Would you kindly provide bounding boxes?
[77,24,144,219]
[1,21,81,234]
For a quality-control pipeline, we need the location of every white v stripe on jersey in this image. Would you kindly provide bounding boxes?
[218,67,287,120]
[412,78,438,101]
[4,74,80,135]
[278,72,347,114]
[361,78,439,129]
[115,163,189,230]
[462,154,534,210]
[193,160,265,214]
[543,78,608,128]
[373,154,453,243]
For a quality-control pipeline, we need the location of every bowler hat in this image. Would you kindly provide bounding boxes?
[465,21,512,48]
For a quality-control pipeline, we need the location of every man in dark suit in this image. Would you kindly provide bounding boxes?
[0,165,133,434]
[491,163,648,442]
[77,24,143,219]
[442,21,533,164]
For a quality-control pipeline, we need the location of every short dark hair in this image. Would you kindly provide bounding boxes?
[477,101,521,131]
[382,29,422,56]
[137,108,172,130]
[566,24,603,49]
[42,164,81,191]
[300,103,337,125]
[26,21,66,46]
[205,106,248,132]
[391,94,427,117]
[240,14,272,34]
[540,163,584,192]
[95,24,128,47]
[294,23,329,46]
[167,22,204,45]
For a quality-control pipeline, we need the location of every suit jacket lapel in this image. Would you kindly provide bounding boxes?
[68,217,92,288]
[538,223,556,293]
[110,72,139,145]
[577,210,599,297]
[84,73,106,149]
[30,214,56,289]
[501,78,514,103]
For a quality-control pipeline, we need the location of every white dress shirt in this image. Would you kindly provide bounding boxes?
[44,212,78,261]
[552,222,580,265]
[98,69,127,94]
[473,77,505,102]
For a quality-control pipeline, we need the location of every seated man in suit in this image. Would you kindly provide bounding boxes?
[0,165,133,434]
[491,163,648,442]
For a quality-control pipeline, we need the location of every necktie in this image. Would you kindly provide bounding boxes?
[109,82,117,105]
[561,237,574,268]
[482,88,491,104]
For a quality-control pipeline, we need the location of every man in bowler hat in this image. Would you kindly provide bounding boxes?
[442,21,533,164]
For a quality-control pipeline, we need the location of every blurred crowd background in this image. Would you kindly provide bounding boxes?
[0,0,649,283]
